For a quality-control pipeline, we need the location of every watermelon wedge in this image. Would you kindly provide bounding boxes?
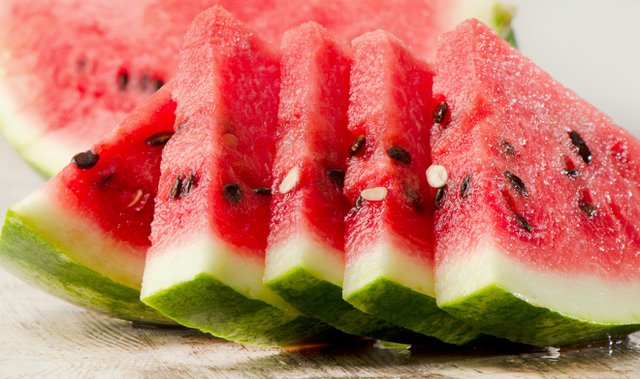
[141,7,334,346]
[341,31,478,345]
[263,22,422,343]
[0,83,176,324]
[432,19,640,346]
[0,0,515,176]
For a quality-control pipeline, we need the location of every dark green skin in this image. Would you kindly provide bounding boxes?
[142,273,345,347]
[265,267,432,344]
[441,285,640,346]
[0,210,171,324]
[345,278,479,345]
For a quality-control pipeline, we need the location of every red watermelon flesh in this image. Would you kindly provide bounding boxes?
[341,30,478,345]
[0,83,176,323]
[432,19,640,346]
[141,7,331,346]
[0,0,512,176]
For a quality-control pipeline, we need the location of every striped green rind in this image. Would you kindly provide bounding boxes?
[345,278,479,345]
[492,3,517,47]
[0,210,170,324]
[142,273,343,347]
[265,267,429,343]
[440,285,640,346]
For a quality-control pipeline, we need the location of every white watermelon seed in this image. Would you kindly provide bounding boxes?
[361,187,388,201]
[279,166,300,194]
[127,189,144,208]
[426,165,448,188]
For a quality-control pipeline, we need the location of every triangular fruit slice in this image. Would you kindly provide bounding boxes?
[0,0,514,177]
[0,83,176,324]
[264,22,423,343]
[432,19,640,346]
[341,31,478,345]
[141,7,334,346]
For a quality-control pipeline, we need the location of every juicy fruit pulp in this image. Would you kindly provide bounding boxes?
[0,0,514,176]
[141,7,333,347]
[263,22,422,343]
[0,84,176,324]
[432,19,640,346]
[341,31,478,345]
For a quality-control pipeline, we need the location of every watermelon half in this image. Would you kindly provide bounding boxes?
[0,0,515,176]
[263,22,423,343]
[141,7,334,346]
[432,19,640,346]
[341,31,478,345]
[0,83,176,324]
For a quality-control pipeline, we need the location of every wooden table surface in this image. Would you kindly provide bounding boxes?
[2,133,640,378]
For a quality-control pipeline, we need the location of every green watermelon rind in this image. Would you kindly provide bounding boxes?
[440,285,640,346]
[265,266,426,343]
[0,210,171,324]
[344,277,479,345]
[142,272,339,347]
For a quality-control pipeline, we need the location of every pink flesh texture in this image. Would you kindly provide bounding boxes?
[268,23,351,252]
[432,19,640,280]
[47,83,176,251]
[149,7,280,259]
[344,31,435,264]
[0,0,456,159]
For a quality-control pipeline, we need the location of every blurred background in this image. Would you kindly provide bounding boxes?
[1,0,639,214]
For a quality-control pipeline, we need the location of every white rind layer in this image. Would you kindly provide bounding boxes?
[436,237,640,323]
[141,234,298,314]
[264,234,345,286]
[0,73,73,176]
[12,187,144,289]
[343,235,434,298]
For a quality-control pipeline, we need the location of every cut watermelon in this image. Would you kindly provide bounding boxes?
[0,0,514,176]
[0,83,176,324]
[341,31,478,345]
[432,19,640,346]
[141,7,334,346]
[263,22,422,343]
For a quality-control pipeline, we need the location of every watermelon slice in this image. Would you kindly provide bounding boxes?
[432,19,640,346]
[263,22,422,343]
[141,7,334,346]
[0,83,176,324]
[0,0,514,176]
[341,30,478,345]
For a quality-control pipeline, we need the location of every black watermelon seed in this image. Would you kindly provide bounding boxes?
[499,140,517,156]
[181,172,196,197]
[434,187,446,210]
[515,213,534,233]
[145,131,174,146]
[72,150,99,169]
[460,174,472,198]
[404,186,423,212]
[76,59,87,72]
[504,171,528,197]
[152,78,165,91]
[327,169,346,188]
[253,187,272,196]
[579,201,597,218]
[569,131,593,164]
[223,183,243,205]
[117,71,129,91]
[433,101,448,124]
[99,172,115,188]
[350,135,366,156]
[562,169,580,178]
[355,195,364,210]
[387,146,412,165]
[169,175,183,199]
